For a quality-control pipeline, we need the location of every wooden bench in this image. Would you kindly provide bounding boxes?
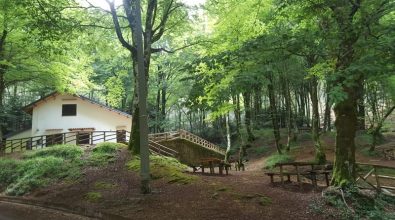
[265,162,332,189]
[192,157,231,175]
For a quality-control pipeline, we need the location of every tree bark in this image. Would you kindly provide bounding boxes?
[268,73,282,154]
[323,84,332,132]
[224,113,231,163]
[330,2,361,187]
[310,76,326,163]
[357,81,365,130]
[242,91,255,141]
[281,77,293,151]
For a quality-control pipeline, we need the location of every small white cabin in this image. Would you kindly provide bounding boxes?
[5,92,132,147]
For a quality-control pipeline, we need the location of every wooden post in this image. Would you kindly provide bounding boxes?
[11,140,13,153]
[374,166,381,192]
[296,165,301,188]
[103,131,106,142]
[325,172,330,186]
[20,139,23,151]
[280,165,284,185]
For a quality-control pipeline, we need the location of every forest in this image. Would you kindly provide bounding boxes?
[0,0,394,219]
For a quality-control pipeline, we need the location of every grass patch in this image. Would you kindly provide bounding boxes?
[88,142,126,166]
[258,196,272,206]
[23,144,83,160]
[127,155,197,184]
[231,192,272,206]
[0,145,84,196]
[94,181,117,190]
[264,153,295,169]
[85,192,102,203]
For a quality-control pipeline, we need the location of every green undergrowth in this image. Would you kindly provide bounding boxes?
[0,145,83,196]
[264,153,295,169]
[250,146,271,156]
[323,187,395,219]
[94,181,117,190]
[85,191,102,203]
[88,142,127,166]
[127,155,197,184]
[23,144,83,160]
[360,147,382,157]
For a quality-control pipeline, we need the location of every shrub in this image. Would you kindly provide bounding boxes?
[127,155,197,184]
[23,144,83,161]
[264,153,294,169]
[0,145,84,196]
[0,159,21,187]
[4,156,81,196]
[93,142,126,154]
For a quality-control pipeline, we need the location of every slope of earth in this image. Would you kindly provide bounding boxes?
[25,148,328,220]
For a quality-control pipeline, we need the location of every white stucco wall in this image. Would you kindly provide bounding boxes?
[30,94,132,138]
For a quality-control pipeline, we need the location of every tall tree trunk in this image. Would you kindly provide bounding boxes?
[129,57,141,154]
[357,81,365,130]
[233,94,241,136]
[0,30,7,146]
[0,74,4,145]
[268,73,282,154]
[282,77,293,151]
[323,84,332,132]
[156,80,161,133]
[332,87,358,186]
[242,92,255,141]
[160,73,166,132]
[310,76,326,163]
[330,2,361,187]
[224,113,231,163]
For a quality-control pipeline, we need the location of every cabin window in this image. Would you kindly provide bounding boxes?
[62,104,77,116]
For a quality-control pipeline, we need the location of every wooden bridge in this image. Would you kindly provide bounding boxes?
[0,129,226,166]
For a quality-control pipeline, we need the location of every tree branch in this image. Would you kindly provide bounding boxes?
[106,0,135,53]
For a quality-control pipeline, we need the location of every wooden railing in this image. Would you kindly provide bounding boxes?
[356,163,395,193]
[148,140,178,158]
[149,129,226,155]
[0,130,178,158]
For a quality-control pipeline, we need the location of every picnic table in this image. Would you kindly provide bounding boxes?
[192,157,231,175]
[265,162,332,189]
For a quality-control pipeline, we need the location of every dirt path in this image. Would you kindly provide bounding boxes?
[0,201,91,220]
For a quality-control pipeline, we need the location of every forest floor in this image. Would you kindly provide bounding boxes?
[9,131,395,219]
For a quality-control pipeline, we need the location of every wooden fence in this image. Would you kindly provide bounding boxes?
[0,130,177,158]
[356,162,395,193]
